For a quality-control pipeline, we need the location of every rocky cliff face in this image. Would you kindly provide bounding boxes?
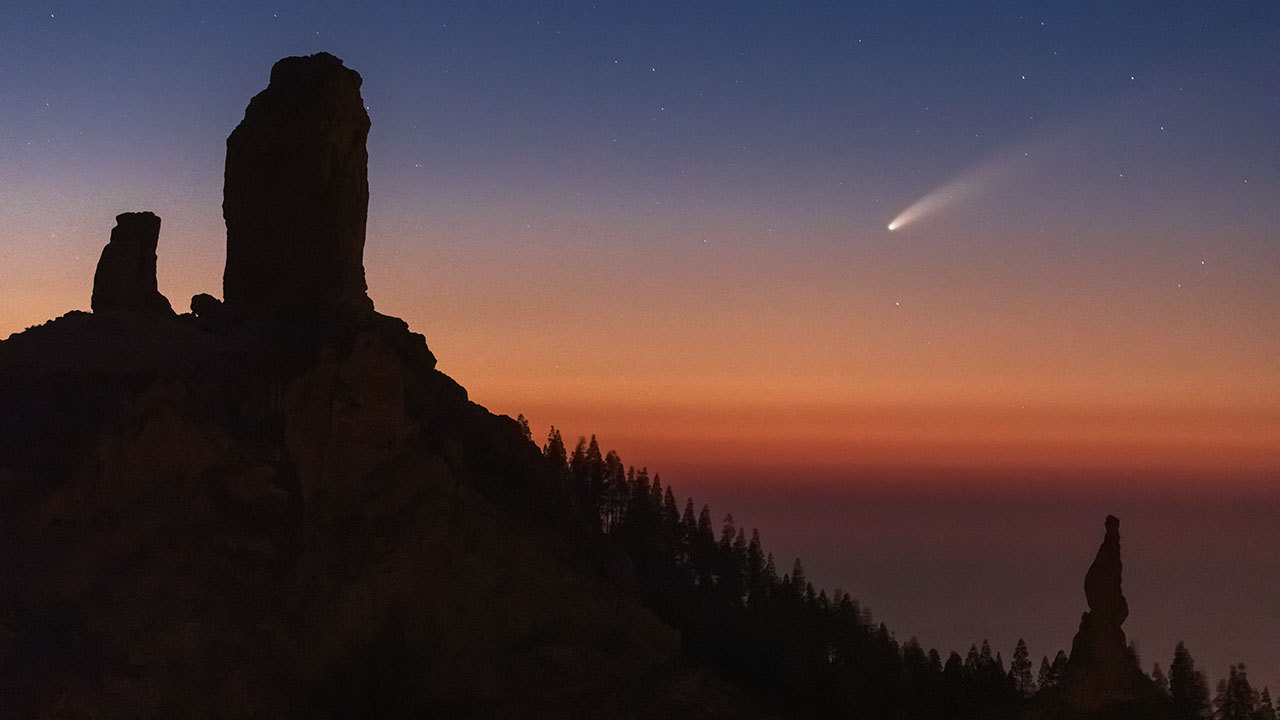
[0,54,759,719]
[223,52,373,316]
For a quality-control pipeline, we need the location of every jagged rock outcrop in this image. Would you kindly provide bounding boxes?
[223,52,373,316]
[1047,515,1165,716]
[0,53,763,719]
[90,212,173,315]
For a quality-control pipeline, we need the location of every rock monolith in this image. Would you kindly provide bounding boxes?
[222,52,373,315]
[1055,515,1162,711]
[91,211,173,315]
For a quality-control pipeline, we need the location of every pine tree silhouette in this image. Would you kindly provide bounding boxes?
[1009,638,1034,696]
[1170,642,1212,720]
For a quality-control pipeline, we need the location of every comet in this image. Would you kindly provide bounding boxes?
[886,147,1027,232]
[887,171,988,232]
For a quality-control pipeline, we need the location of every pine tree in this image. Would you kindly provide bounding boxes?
[633,467,651,499]
[623,467,653,542]
[661,488,680,539]
[965,644,981,671]
[691,499,721,584]
[1152,662,1170,696]
[1049,650,1068,686]
[719,513,736,550]
[902,637,930,682]
[516,413,532,442]
[602,450,625,531]
[696,504,715,547]
[586,435,606,523]
[543,426,567,475]
[680,499,697,566]
[568,436,590,523]
[1257,687,1276,720]
[1215,664,1259,720]
[1170,642,1212,720]
[928,648,943,674]
[716,515,745,603]
[568,435,587,471]
[790,558,807,599]
[1038,656,1055,691]
[763,552,778,589]
[730,527,748,599]
[1196,672,1213,718]
[1009,638,1034,696]
[694,505,716,586]
[746,529,766,603]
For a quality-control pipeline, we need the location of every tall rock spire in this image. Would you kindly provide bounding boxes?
[1054,515,1163,713]
[1084,515,1129,627]
[222,52,373,316]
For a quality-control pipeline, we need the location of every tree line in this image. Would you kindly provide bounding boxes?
[526,419,1274,719]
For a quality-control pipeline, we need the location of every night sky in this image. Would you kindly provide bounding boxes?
[3,0,1278,690]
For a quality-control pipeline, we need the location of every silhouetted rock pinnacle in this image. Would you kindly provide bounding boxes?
[223,52,373,316]
[1053,515,1163,713]
[90,211,173,315]
[1084,515,1128,627]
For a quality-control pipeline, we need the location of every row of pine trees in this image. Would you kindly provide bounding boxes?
[525,420,1273,719]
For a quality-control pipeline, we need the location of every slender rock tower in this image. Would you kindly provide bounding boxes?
[1055,515,1163,712]
[91,211,174,315]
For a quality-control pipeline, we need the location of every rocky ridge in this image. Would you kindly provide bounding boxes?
[0,53,759,719]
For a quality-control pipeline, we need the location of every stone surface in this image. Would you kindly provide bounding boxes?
[90,212,173,315]
[222,52,373,316]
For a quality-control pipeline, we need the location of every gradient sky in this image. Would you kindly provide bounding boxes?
[2,0,1278,690]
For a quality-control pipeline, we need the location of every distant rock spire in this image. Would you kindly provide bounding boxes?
[222,52,373,316]
[1055,515,1163,712]
[91,211,174,315]
[1084,515,1128,626]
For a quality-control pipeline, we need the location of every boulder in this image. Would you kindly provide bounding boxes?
[90,212,173,315]
[190,293,223,318]
[222,52,373,316]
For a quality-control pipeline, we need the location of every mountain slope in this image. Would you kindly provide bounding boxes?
[0,52,768,719]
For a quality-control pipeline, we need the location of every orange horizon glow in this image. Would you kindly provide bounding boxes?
[4,208,1276,487]
[473,396,1279,481]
